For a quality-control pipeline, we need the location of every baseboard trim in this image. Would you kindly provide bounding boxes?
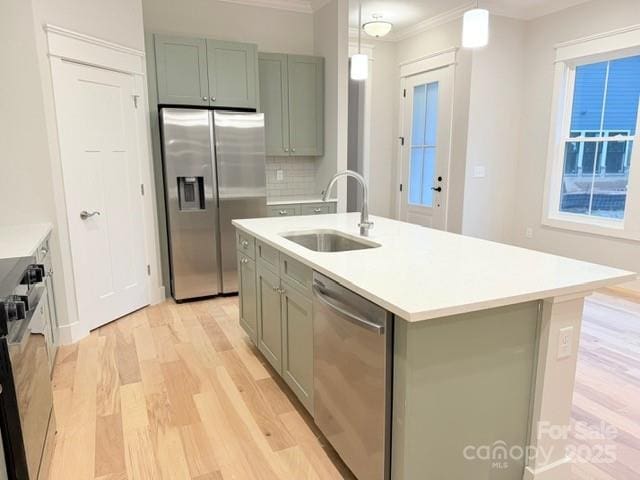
[523,456,571,480]
[57,320,89,345]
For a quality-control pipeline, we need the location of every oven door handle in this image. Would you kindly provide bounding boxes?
[312,285,384,335]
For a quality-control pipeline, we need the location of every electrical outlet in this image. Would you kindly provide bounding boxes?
[276,169,284,182]
[558,326,574,359]
[525,227,534,239]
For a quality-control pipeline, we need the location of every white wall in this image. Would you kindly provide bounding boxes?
[314,0,350,210]
[462,16,525,242]
[512,0,640,290]
[33,0,145,49]
[367,40,397,218]
[142,0,314,54]
[0,0,54,226]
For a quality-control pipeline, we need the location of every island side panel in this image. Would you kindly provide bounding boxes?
[524,294,587,480]
[392,301,541,480]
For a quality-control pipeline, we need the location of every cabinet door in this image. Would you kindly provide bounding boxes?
[288,55,324,156]
[154,35,209,106]
[259,53,290,156]
[207,40,258,109]
[238,253,258,344]
[256,263,282,373]
[281,280,314,413]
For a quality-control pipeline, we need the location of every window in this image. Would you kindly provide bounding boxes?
[409,81,439,207]
[544,27,640,240]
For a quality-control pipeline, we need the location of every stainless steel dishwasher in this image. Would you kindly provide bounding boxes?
[312,272,393,480]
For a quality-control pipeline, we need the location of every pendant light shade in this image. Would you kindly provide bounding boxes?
[350,3,368,81]
[363,20,392,38]
[351,53,369,81]
[462,8,489,48]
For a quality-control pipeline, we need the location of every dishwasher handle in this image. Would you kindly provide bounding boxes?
[312,284,385,335]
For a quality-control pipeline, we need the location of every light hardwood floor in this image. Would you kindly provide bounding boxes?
[44,292,640,480]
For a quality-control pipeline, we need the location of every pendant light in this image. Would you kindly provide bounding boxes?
[350,3,368,81]
[462,1,489,48]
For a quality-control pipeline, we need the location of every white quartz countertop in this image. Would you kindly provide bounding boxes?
[0,223,52,259]
[233,213,636,322]
[267,197,338,206]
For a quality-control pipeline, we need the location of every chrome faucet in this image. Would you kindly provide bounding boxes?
[322,170,374,237]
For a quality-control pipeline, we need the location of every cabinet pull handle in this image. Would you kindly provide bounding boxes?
[313,208,322,213]
[279,210,288,216]
[278,288,286,295]
[202,96,208,101]
[241,258,249,264]
[212,97,216,102]
[272,285,279,292]
[291,148,296,153]
[241,240,249,248]
[284,148,289,152]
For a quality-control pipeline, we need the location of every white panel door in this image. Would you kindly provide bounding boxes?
[53,61,148,330]
[399,66,453,229]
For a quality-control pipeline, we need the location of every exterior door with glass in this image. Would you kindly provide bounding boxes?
[399,66,453,229]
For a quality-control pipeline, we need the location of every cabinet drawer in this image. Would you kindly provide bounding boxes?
[256,241,279,273]
[300,204,330,215]
[268,206,299,217]
[279,254,312,296]
[236,231,255,259]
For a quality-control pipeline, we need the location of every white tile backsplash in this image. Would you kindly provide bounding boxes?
[266,157,319,201]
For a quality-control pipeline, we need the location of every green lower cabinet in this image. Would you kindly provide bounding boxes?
[257,263,283,373]
[281,280,314,413]
[238,252,257,343]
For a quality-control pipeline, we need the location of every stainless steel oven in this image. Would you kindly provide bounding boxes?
[0,258,55,479]
[312,272,393,480]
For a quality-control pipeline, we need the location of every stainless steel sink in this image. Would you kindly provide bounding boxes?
[281,230,381,252]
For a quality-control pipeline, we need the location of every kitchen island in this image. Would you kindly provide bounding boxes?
[232,213,635,480]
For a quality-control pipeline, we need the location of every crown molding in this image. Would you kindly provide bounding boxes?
[391,1,473,42]
[215,0,313,14]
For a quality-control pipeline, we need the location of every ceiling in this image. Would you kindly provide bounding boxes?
[349,0,593,37]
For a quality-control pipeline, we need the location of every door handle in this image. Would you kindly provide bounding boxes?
[80,210,101,220]
[312,285,384,335]
[431,186,442,192]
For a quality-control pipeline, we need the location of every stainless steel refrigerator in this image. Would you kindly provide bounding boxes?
[160,108,266,301]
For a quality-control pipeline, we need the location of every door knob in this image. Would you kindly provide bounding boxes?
[80,210,101,220]
[431,186,442,192]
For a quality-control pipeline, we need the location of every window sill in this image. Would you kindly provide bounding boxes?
[542,214,640,241]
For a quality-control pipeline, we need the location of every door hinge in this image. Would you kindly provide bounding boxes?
[403,89,407,98]
[399,184,403,192]
[398,136,405,146]
[133,95,140,108]
[147,264,151,276]
[140,183,145,196]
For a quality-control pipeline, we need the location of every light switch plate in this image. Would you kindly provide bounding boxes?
[276,169,284,182]
[525,227,534,239]
[558,326,574,359]
[473,165,486,178]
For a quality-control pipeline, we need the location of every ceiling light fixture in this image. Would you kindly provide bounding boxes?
[462,1,489,48]
[350,3,368,81]
[363,14,393,38]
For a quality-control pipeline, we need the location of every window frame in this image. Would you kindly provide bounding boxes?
[542,26,640,241]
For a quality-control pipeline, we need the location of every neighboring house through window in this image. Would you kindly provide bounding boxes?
[543,26,640,240]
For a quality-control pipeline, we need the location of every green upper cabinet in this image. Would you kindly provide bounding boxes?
[288,55,324,156]
[153,34,258,109]
[154,35,209,106]
[258,53,324,157]
[258,53,290,156]
[207,40,258,109]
